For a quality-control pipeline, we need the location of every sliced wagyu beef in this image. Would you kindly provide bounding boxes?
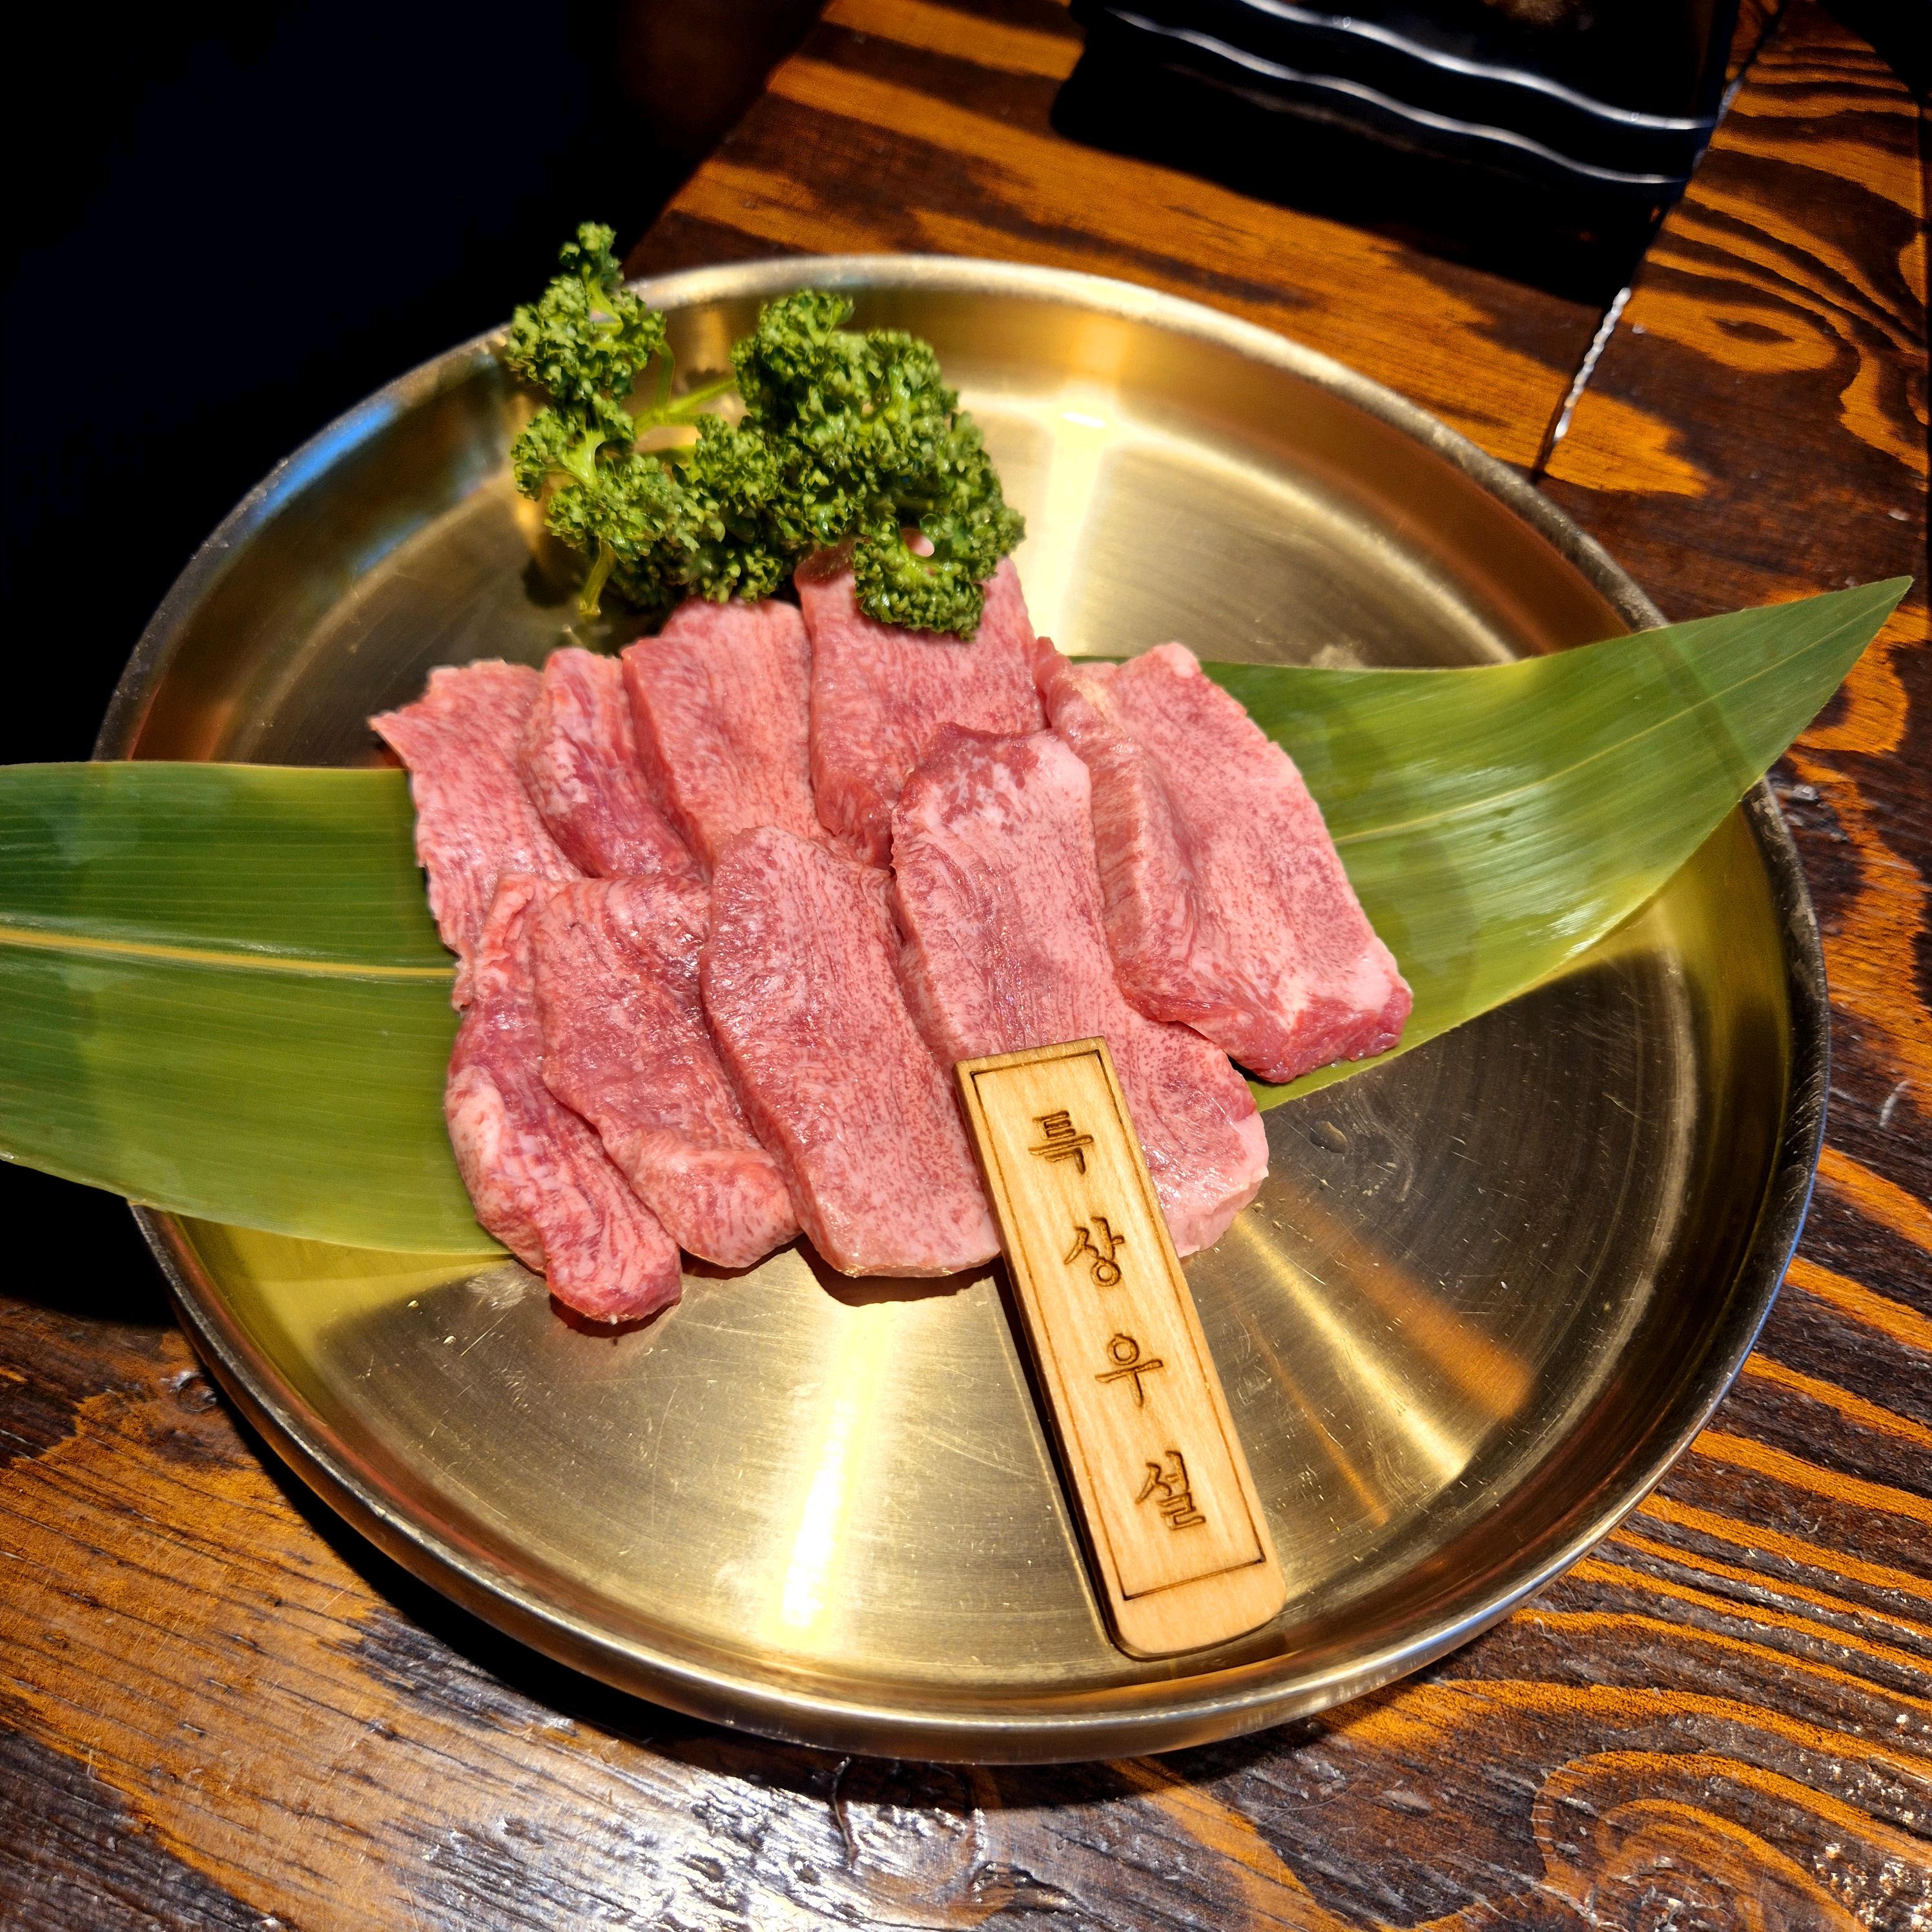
[892,729,1269,1256]
[371,661,579,1007]
[622,600,832,872]
[701,827,999,1277]
[531,876,797,1270]
[1038,643,1411,1084]
[798,554,1044,866]
[518,647,699,882]
[444,876,682,1322]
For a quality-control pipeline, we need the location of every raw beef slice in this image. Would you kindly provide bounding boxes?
[892,730,1268,1255]
[371,661,579,1006]
[1039,643,1411,1084]
[518,647,699,881]
[532,875,797,1269]
[701,827,999,1276]
[444,875,682,1322]
[798,553,1045,865]
[622,600,831,871]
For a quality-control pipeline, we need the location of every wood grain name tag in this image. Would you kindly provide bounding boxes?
[956,1038,1287,1658]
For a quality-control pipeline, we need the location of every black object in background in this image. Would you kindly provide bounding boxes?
[1057,0,1744,304]
[0,0,816,1282]
[2,0,819,772]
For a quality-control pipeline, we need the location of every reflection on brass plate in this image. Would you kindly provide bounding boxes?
[101,258,1823,1762]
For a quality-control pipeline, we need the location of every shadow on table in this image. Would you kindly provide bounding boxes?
[2,1166,175,1327]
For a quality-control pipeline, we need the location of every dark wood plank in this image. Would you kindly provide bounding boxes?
[5,1292,1929,1929]
[1532,0,1932,1917]
[628,0,1607,468]
[4,3,1927,1927]
[1543,0,1928,1173]
[0,1723,263,1932]
[1730,0,1790,82]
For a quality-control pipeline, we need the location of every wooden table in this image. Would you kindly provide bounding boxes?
[3,3,1925,1923]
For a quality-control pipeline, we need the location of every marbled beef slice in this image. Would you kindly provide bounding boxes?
[444,875,683,1322]
[532,875,798,1270]
[518,647,699,882]
[892,728,1268,1256]
[701,826,998,1277]
[622,600,832,872]
[798,553,1045,866]
[371,661,579,1007]
[1039,643,1411,1084]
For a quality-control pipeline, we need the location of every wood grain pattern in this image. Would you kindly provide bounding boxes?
[3,1,1928,1926]
[629,0,1610,468]
[1543,0,1929,1177]
[5,1295,1929,1928]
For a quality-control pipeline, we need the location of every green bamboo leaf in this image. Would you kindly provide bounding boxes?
[0,763,491,1254]
[1208,577,1908,1105]
[0,579,1906,1249]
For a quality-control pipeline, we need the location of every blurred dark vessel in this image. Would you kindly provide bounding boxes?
[1058,0,1744,300]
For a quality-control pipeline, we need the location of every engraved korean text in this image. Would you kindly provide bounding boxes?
[1095,1332,1165,1407]
[1065,1216,1127,1286]
[1136,1450,1207,1530]
[1029,1109,1095,1175]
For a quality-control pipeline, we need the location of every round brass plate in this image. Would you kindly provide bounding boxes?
[101,259,1823,1762]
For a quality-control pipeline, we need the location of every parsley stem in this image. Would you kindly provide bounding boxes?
[637,372,737,427]
[579,540,617,619]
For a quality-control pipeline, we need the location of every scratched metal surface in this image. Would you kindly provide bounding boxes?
[98,259,1820,1761]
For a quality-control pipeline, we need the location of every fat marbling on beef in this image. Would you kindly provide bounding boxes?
[622,600,832,872]
[797,554,1045,866]
[1038,643,1411,1084]
[700,826,999,1276]
[892,728,1269,1255]
[371,661,579,1006]
[519,647,700,882]
[531,876,798,1270]
[444,875,683,1322]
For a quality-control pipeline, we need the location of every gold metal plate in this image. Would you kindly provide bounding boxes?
[100,259,1824,1762]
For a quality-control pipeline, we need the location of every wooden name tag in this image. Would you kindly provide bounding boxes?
[956,1038,1287,1658]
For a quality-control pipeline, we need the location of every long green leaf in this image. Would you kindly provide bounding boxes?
[0,763,488,1253]
[1210,576,1907,1105]
[0,581,1906,1249]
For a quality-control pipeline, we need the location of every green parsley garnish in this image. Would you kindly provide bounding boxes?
[502,224,1024,636]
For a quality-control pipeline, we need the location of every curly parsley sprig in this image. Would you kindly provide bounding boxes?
[502,225,1023,635]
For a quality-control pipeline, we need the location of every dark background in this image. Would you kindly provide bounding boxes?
[1,0,819,770]
[1,0,817,1279]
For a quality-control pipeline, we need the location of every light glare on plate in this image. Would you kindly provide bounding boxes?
[775,1311,892,1637]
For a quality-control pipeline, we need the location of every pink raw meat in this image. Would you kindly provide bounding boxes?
[531,876,798,1269]
[518,648,700,882]
[797,553,1045,865]
[701,827,999,1277]
[1038,643,1411,1084]
[622,601,831,871]
[444,876,682,1322]
[893,730,1269,1256]
[371,661,579,1006]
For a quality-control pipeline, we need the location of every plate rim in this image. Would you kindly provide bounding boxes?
[101,254,1827,1762]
